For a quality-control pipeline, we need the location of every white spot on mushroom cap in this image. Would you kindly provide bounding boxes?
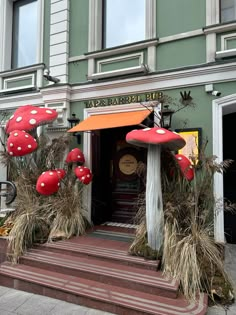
[10,143,13,147]
[87,175,90,178]
[46,110,53,114]
[16,116,22,122]
[49,172,54,176]
[28,145,32,149]
[25,134,29,138]
[13,132,18,137]
[143,128,151,131]
[177,157,182,160]
[190,165,193,169]
[156,129,166,134]
[9,152,13,155]
[9,115,14,120]
[82,176,85,180]
[29,118,37,125]
[41,183,45,187]
[30,110,38,114]
[17,147,22,151]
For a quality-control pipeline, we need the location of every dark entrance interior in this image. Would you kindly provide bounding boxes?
[223,112,236,243]
[91,126,147,225]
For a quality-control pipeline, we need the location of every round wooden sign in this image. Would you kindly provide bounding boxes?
[118,154,138,175]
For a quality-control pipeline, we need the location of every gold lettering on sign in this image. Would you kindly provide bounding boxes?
[119,154,138,175]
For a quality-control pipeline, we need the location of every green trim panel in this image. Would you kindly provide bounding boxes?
[157,37,206,71]
[69,60,88,84]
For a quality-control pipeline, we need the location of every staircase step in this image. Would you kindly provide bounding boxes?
[20,249,177,298]
[35,240,159,271]
[0,262,208,315]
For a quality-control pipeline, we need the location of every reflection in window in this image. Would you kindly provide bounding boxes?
[221,0,236,23]
[12,0,38,69]
[103,0,145,48]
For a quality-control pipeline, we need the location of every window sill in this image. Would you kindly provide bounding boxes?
[204,21,236,34]
[216,49,236,59]
[85,39,158,59]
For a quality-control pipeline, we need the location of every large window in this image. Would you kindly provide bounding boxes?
[11,0,38,69]
[221,0,236,23]
[103,0,145,48]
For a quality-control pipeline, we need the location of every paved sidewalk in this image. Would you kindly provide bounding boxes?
[0,285,114,315]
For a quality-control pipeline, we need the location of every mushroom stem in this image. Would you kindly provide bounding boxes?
[146,144,164,251]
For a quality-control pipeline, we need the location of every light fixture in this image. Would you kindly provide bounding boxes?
[67,113,81,144]
[160,104,175,130]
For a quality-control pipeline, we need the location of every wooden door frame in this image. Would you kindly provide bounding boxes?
[82,103,154,223]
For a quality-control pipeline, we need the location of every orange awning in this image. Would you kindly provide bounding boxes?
[68,109,152,132]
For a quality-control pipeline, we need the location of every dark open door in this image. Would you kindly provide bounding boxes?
[91,126,146,225]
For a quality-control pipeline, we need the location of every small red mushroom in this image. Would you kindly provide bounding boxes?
[36,170,60,195]
[65,148,85,164]
[54,168,66,180]
[126,127,185,250]
[5,105,58,134]
[74,166,92,185]
[175,154,194,181]
[7,130,38,156]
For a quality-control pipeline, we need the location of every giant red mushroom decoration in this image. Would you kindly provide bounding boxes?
[175,154,194,181]
[7,130,38,156]
[74,166,92,185]
[65,148,85,164]
[36,170,61,195]
[5,105,58,134]
[126,127,185,250]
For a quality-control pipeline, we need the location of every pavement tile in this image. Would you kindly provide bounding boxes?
[49,301,89,315]
[0,309,17,315]
[15,294,59,315]
[0,285,11,297]
[0,289,32,312]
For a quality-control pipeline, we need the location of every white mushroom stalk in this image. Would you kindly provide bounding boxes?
[126,127,186,251]
[146,144,163,250]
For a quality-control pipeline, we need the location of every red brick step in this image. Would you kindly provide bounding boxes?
[20,248,178,298]
[0,262,207,315]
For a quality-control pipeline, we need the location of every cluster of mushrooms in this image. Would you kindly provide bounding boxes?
[5,105,92,197]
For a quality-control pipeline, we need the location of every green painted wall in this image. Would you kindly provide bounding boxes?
[157,36,206,70]
[69,0,89,57]
[156,0,206,38]
[69,60,88,84]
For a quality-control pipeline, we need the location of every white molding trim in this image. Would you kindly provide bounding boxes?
[221,32,236,50]
[87,65,148,80]
[82,103,152,222]
[206,0,220,26]
[1,73,35,92]
[97,52,144,73]
[204,21,236,34]
[159,29,204,44]
[49,0,70,83]
[85,40,158,59]
[69,55,86,62]
[212,94,236,243]
[88,0,102,52]
[146,0,156,39]
[216,48,236,59]
[69,62,236,101]
[206,33,217,62]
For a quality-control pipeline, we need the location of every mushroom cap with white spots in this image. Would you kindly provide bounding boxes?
[175,154,194,181]
[36,170,60,195]
[65,148,85,164]
[74,166,92,184]
[7,130,38,157]
[126,127,186,151]
[5,105,58,134]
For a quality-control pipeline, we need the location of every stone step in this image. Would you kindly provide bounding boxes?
[20,249,177,298]
[35,240,159,271]
[0,262,208,315]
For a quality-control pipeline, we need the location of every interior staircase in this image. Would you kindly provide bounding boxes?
[0,226,208,315]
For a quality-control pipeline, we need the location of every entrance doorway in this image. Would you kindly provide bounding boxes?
[223,112,236,243]
[91,126,147,225]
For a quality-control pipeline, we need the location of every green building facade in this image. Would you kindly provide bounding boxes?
[1,0,236,243]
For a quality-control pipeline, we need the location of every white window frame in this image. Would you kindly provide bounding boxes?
[0,0,44,72]
[88,0,156,52]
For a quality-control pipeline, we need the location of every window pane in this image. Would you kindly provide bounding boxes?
[12,0,38,69]
[104,0,145,48]
[221,0,236,23]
